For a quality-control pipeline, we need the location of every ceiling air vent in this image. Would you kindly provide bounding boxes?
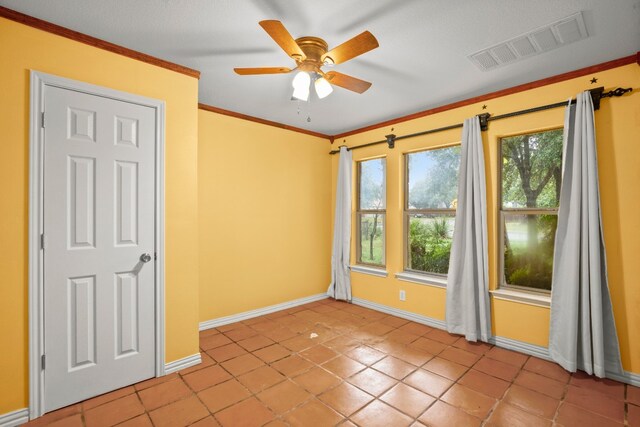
[491,44,517,64]
[511,37,537,57]
[532,28,559,51]
[468,11,588,71]
[470,51,499,70]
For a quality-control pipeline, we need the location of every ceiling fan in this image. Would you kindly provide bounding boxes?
[234,20,379,101]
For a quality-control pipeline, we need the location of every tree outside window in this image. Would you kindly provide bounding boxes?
[500,129,563,291]
[405,146,461,275]
[357,158,386,266]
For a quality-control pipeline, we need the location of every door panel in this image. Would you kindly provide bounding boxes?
[115,271,139,358]
[43,85,156,412]
[68,275,96,370]
[115,161,138,246]
[68,156,96,249]
[68,108,96,142]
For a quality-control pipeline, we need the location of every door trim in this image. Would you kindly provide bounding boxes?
[28,71,166,419]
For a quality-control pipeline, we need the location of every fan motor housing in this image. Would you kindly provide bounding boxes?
[295,36,328,72]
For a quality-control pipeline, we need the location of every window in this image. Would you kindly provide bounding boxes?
[356,158,386,267]
[500,129,563,292]
[405,146,461,275]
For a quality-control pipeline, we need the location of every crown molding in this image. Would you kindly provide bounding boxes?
[0,6,200,79]
[198,103,332,140]
[332,53,638,140]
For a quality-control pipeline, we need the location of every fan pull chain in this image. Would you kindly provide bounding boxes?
[303,98,311,123]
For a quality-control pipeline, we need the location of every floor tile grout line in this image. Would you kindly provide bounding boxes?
[624,383,628,426]
[231,307,473,424]
[32,300,630,427]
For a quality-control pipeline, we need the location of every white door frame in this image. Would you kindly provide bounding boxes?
[28,71,166,419]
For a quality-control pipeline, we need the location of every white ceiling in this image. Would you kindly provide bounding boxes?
[2,0,639,134]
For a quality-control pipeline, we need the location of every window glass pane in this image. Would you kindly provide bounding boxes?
[408,214,455,275]
[501,130,563,209]
[503,213,558,291]
[359,158,386,210]
[407,146,460,209]
[359,214,385,265]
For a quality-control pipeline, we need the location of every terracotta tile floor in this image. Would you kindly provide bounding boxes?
[25,298,639,426]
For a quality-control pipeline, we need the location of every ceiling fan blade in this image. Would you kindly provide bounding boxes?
[322,31,379,65]
[324,71,372,93]
[234,67,292,75]
[259,20,306,61]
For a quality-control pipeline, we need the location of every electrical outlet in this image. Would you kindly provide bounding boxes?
[399,290,406,301]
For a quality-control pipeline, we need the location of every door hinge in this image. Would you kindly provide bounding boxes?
[41,112,45,128]
[40,233,45,250]
[154,252,157,261]
[41,354,46,370]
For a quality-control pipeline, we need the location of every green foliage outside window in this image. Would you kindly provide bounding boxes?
[501,129,563,291]
[504,214,557,289]
[406,146,460,275]
[408,215,454,274]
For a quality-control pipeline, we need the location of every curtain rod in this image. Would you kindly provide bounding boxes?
[329,87,632,155]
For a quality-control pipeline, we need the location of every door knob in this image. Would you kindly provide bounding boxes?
[140,253,152,263]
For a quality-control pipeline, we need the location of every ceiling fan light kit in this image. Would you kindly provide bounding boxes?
[291,71,311,101]
[291,71,334,101]
[234,20,379,101]
[315,76,333,99]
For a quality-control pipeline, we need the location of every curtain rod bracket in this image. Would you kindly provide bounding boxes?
[478,113,491,131]
[385,134,396,149]
[589,87,605,110]
[327,85,630,155]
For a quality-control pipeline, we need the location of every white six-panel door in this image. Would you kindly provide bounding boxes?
[43,85,156,412]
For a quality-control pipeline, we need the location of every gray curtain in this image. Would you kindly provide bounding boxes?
[446,117,491,342]
[327,147,353,301]
[548,92,622,377]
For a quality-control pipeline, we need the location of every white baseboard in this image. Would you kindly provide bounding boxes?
[0,408,29,427]
[488,335,552,361]
[351,296,640,387]
[164,353,201,375]
[606,369,640,387]
[352,297,446,330]
[199,293,328,331]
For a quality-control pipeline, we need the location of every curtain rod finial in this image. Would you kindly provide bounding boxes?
[590,86,632,110]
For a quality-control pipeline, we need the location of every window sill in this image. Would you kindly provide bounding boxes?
[395,272,447,289]
[490,288,551,308]
[350,265,388,278]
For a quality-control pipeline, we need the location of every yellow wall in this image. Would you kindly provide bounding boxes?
[0,17,200,414]
[1,11,638,418]
[198,110,332,321]
[334,63,640,374]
